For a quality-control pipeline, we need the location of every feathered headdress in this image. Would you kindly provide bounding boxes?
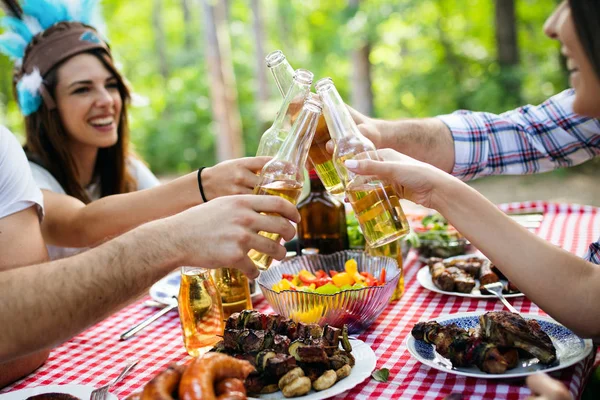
[0,0,110,115]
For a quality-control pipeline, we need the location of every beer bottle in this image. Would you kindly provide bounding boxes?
[256,69,313,157]
[265,51,344,196]
[249,94,324,270]
[297,170,349,255]
[212,267,253,320]
[315,77,410,248]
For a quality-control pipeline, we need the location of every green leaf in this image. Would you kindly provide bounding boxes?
[371,368,390,382]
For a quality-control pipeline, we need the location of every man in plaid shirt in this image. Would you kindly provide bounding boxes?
[350,89,600,264]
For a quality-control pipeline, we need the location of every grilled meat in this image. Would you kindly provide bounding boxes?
[411,321,509,373]
[265,354,297,379]
[446,257,486,277]
[479,312,557,364]
[429,260,476,293]
[478,262,500,294]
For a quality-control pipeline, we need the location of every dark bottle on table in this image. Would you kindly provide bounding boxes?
[297,170,349,254]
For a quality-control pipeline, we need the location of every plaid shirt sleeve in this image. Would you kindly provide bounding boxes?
[585,241,600,264]
[437,89,600,181]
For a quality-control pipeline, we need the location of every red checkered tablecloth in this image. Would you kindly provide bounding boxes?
[3,202,599,399]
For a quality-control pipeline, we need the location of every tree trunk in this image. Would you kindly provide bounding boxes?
[251,0,269,118]
[180,0,194,52]
[348,0,373,115]
[495,0,521,102]
[152,0,169,81]
[200,0,244,161]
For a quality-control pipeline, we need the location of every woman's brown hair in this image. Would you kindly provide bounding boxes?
[570,0,600,81]
[14,22,136,203]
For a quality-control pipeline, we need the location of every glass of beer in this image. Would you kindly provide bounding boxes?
[178,267,224,357]
[366,238,405,302]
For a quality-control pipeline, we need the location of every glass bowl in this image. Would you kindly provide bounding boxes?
[415,237,471,259]
[258,250,400,333]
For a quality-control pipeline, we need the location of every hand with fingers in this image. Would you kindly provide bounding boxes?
[343,148,458,209]
[166,194,300,279]
[200,156,271,200]
[526,373,573,400]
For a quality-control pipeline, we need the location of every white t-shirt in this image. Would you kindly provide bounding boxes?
[0,126,44,220]
[29,157,160,260]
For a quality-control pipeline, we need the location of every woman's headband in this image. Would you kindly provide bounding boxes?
[0,0,109,115]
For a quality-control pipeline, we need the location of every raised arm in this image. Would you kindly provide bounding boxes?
[350,90,600,181]
[0,194,300,362]
[39,157,270,248]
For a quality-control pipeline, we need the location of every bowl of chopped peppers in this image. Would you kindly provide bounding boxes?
[258,250,400,333]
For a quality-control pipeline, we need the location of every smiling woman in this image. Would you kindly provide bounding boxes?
[0,0,271,260]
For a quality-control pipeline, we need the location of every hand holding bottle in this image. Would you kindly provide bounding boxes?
[201,156,271,200]
[343,148,458,209]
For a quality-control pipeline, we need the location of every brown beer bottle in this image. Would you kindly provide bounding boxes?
[297,170,349,255]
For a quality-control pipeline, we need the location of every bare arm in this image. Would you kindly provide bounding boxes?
[345,150,600,339]
[0,206,50,387]
[347,106,455,173]
[41,157,269,248]
[0,194,300,362]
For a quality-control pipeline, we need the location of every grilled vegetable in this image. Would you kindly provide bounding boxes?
[282,377,311,398]
[278,367,305,390]
[256,351,276,372]
[288,340,306,361]
[341,325,352,352]
[312,370,337,391]
[335,364,351,381]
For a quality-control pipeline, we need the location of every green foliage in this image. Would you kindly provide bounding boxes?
[0,0,568,173]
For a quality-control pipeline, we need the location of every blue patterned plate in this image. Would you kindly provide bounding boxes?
[150,270,262,306]
[406,312,593,379]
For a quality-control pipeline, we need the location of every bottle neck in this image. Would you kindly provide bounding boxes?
[271,75,311,131]
[317,84,363,141]
[276,105,321,168]
[308,170,326,192]
[269,59,295,98]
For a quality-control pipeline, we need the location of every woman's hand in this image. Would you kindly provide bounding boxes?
[201,157,270,201]
[526,373,572,400]
[343,148,458,209]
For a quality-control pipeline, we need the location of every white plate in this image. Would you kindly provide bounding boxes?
[150,270,262,306]
[249,339,376,400]
[406,312,593,379]
[0,384,118,400]
[417,254,525,299]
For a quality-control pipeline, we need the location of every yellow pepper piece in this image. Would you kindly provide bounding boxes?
[291,305,324,323]
[332,272,354,287]
[345,259,358,276]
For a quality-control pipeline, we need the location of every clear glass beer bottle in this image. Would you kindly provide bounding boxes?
[248,95,324,270]
[256,69,313,157]
[316,77,410,248]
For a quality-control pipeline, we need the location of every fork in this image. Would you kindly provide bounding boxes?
[482,282,520,314]
[89,359,139,400]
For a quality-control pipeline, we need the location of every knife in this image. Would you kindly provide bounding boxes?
[120,298,178,340]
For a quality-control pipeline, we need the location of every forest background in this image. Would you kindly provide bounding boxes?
[0,0,598,205]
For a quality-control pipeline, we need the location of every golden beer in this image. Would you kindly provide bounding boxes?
[212,268,253,320]
[178,268,224,357]
[367,239,405,301]
[248,180,303,270]
[309,116,344,195]
[346,182,410,248]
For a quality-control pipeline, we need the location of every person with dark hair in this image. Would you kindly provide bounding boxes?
[343,1,599,398]
[0,1,269,260]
